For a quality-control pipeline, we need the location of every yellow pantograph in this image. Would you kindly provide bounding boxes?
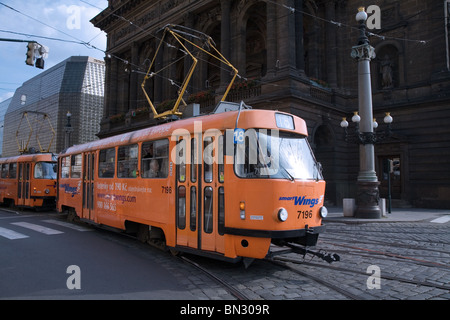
[16,111,55,154]
[141,24,238,119]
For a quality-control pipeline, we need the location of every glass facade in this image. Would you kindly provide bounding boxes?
[0,98,11,156]
[2,56,105,156]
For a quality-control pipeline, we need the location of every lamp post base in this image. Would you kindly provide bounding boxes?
[355,181,381,218]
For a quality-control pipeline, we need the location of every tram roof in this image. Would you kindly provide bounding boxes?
[62,108,307,155]
[0,153,56,163]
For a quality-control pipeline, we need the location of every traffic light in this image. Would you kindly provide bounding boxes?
[35,45,48,69]
[25,42,48,69]
[26,42,36,66]
[35,57,44,69]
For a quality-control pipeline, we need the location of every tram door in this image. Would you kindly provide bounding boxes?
[82,152,95,221]
[201,134,225,253]
[175,133,225,254]
[176,135,199,249]
[17,162,30,206]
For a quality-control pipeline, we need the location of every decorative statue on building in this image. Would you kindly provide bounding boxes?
[380,54,394,89]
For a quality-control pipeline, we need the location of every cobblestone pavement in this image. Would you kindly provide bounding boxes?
[165,214,450,300]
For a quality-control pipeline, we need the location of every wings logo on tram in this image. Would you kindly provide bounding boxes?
[0,153,57,209]
[57,102,327,262]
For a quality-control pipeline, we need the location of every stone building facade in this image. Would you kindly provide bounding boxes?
[3,56,105,157]
[91,0,450,208]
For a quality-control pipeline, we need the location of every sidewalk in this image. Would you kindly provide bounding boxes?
[324,206,450,223]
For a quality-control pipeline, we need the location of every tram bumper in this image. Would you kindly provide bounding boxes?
[224,225,326,259]
[224,224,325,239]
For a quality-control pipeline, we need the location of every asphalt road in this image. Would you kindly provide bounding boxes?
[0,208,196,300]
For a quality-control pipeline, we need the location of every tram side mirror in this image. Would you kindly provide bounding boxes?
[317,162,323,174]
[315,162,323,181]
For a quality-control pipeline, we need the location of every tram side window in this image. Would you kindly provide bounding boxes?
[218,187,225,235]
[174,139,186,182]
[177,186,186,230]
[35,162,57,179]
[141,139,169,178]
[99,148,116,178]
[204,187,213,234]
[9,163,16,179]
[61,156,70,178]
[204,137,213,183]
[71,154,82,178]
[190,186,196,231]
[118,144,138,178]
[1,163,9,178]
[218,135,224,182]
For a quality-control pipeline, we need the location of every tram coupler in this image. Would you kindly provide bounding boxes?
[267,242,340,264]
[287,243,340,263]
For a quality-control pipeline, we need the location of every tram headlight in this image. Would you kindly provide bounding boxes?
[277,208,288,222]
[44,188,50,194]
[319,206,328,218]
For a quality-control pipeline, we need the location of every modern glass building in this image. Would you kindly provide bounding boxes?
[0,97,12,157]
[2,56,105,157]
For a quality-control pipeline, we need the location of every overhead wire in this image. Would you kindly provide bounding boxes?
[0,29,88,45]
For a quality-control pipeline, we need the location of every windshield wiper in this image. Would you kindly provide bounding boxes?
[280,167,294,181]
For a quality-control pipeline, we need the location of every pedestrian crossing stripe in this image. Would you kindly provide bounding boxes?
[42,219,92,232]
[0,219,93,240]
[11,222,64,235]
[430,215,450,224]
[0,226,29,240]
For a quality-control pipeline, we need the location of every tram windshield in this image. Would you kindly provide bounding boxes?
[34,162,57,179]
[234,129,322,180]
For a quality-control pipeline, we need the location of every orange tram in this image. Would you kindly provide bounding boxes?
[57,102,328,263]
[0,153,57,209]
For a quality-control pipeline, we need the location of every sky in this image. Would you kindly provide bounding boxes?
[0,0,108,102]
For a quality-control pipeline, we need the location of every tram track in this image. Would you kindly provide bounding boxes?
[320,241,450,269]
[325,247,450,270]
[321,234,450,251]
[179,256,249,300]
[271,256,450,292]
[266,258,365,300]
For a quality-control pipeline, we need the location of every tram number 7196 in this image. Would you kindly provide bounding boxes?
[297,210,313,219]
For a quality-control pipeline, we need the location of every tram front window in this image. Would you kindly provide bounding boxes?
[234,130,322,180]
[34,162,57,179]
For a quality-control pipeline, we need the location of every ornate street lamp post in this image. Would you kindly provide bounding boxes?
[349,7,381,218]
[64,110,73,150]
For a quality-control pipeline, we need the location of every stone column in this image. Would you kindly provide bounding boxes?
[220,0,231,87]
[295,0,305,74]
[109,56,118,115]
[325,0,337,87]
[265,1,277,77]
[276,0,296,76]
[129,42,139,110]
